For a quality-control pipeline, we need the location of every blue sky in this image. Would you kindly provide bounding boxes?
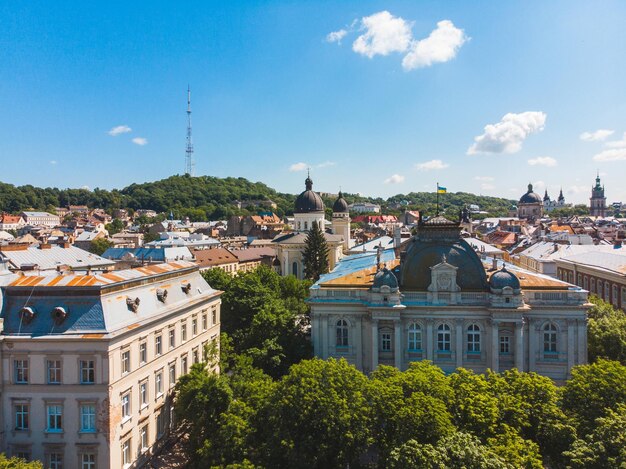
[1,1,626,204]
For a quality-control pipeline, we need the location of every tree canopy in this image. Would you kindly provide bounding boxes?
[302,221,330,281]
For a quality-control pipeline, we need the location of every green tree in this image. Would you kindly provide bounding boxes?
[174,364,233,467]
[565,404,626,468]
[0,453,43,468]
[105,218,124,235]
[89,237,114,255]
[255,358,370,469]
[388,433,512,469]
[561,359,626,436]
[302,221,329,281]
[587,296,626,365]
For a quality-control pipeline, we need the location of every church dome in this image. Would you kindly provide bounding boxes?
[400,216,489,291]
[489,265,521,290]
[332,191,349,213]
[519,183,542,204]
[295,176,325,213]
[372,267,399,291]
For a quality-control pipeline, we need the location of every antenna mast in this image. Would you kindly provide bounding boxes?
[185,85,194,176]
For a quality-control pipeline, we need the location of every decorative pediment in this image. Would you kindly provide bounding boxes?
[428,255,460,293]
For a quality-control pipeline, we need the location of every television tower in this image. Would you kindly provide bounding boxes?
[184,85,194,176]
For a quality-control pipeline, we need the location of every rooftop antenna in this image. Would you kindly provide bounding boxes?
[185,85,194,176]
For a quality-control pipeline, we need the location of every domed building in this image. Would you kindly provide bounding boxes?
[309,214,590,382]
[331,191,351,251]
[517,183,543,220]
[271,176,348,279]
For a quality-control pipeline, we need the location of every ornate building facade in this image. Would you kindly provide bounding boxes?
[309,216,590,382]
[543,188,569,213]
[517,184,543,220]
[272,176,346,279]
[590,174,607,217]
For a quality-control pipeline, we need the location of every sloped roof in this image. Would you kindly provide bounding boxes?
[194,248,238,267]
[1,245,114,271]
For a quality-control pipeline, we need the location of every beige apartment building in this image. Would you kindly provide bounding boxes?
[0,261,221,468]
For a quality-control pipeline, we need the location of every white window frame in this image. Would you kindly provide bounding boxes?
[14,359,29,384]
[437,324,451,352]
[47,359,62,385]
[46,404,63,433]
[408,323,422,351]
[80,403,97,433]
[467,324,481,353]
[80,359,95,384]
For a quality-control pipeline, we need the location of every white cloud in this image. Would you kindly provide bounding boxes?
[474,176,494,181]
[327,29,347,44]
[402,20,468,70]
[480,183,495,191]
[580,129,614,142]
[352,11,412,58]
[566,185,588,194]
[384,174,405,184]
[317,161,336,168]
[533,180,545,189]
[527,156,557,167]
[108,125,132,136]
[81,185,90,190]
[49,160,57,165]
[467,111,546,155]
[289,162,308,172]
[132,137,148,146]
[593,148,626,162]
[604,132,626,148]
[415,159,449,171]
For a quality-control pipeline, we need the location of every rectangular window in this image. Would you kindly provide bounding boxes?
[156,408,166,438]
[122,438,131,466]
[380,332,392,352]
[121,350,131,374]
[14,359,29,384]
[15,404,29,430]
[80,404,96,432]
[81,453,96,469]
[155,372,163,397]
[181,323,187,342]
[169,363,176,388]
[139,342,147,365]
[155,335,162,356]
[80,360,95,384]
[202,314,207,331]
[192,348,199,364]
[15,452,30,461]
[202,341,208,361]
[46,404,63,432]
[121,392,131,419]
[47,359,62,384]
[181,355,188,375]
[140,424,149,451]
[500,336,511,354]
[140,381,148,407]
[47,453,63,469]
[212,309,217,325]
[192,318,198,336]
[169,329,175,349]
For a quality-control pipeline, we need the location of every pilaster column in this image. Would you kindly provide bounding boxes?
[528,318,538,371]
[371,319,379,372]
[355,316,363,371]
[320,315,328,359]
[455,319,463,369]
[394,320,402,370]
[567,319,576,373]
[577,318,587,365]
[491,319,499,372]
[426,319,434,361]
[515,319,525,371]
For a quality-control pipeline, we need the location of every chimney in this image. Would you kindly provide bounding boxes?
[492,258,498,270]
[39,243,51,250]
[615,240,622,249]
[393,227,401,249]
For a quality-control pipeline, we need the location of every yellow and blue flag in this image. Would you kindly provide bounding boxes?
[437,185,447,194]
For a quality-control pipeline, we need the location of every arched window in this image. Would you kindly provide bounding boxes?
[297,221,301,230]
[292,262,298,278]
[336,320,348,347]
[543,323,558,354]
[583,276,589,290]
[597,281,603,297]
[604,282,610,302]
[590,278,596,293]
[467,324,481,352]
[408,323,422,351]
[437,324,451,351]
[304,221,308,230]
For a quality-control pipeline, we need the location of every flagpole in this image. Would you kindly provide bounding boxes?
[436,182,439,216]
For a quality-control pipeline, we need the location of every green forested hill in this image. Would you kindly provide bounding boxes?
[0,174,515,221]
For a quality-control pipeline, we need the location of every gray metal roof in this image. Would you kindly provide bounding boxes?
[0,245,115,271]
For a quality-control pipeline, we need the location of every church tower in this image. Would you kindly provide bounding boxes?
[332,191,351,251]
[293,173,326,232]
[590,173,607,217]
